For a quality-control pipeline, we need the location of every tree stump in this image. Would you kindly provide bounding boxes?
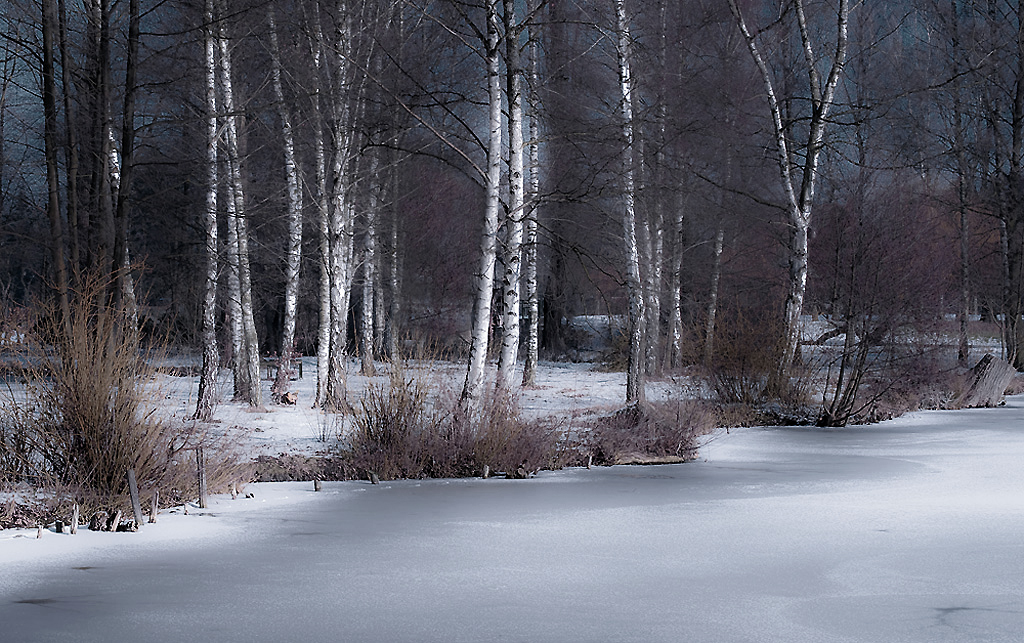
[957,354,1017,408]
[89,511,108,531]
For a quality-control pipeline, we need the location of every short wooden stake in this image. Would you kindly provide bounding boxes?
[36,525,42,539]
[127,468,145,529]
[482,465,490,479]
[196,446,207,509]
[586,454,593,469]
[313,479,322,492]
[231,483,238,500]
[149,491,159,523]
[70,503,79,534]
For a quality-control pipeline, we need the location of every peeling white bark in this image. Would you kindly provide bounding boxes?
[269,10,304,394]
[463,0,503,405]
[497,0,525,391]
[616,0,645,405]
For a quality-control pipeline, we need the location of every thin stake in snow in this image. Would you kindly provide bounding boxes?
[196,447,207,509]
[127,468,144,529]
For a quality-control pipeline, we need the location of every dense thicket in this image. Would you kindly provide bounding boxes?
[2,0,1023,415]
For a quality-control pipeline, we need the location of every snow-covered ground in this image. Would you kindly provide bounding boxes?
[2,396,1022,641]
[147,357,681,457]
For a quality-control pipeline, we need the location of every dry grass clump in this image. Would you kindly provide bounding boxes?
[585,400,716,466]
[0,276,250,529]
[347,367,563,481]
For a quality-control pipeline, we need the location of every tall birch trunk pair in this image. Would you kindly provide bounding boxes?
[463,0,542,401]
[195,0,262,416]
[729,0,850,396]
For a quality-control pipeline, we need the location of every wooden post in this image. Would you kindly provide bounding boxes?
[231,483,238,499]
[149,491,159,523]
[70,503,79,534]
[196,446,207,509]
[36,525,43,539]
[482,465,490,479]
[127,468,145,529]
[314,479,322,492]
[587,454,593,469]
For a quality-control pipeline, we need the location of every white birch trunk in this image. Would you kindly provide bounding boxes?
[667,193,685,369]
[497,1,525,391]
[729,0,849,392]
[269,10,304,395]
[386,155,402,361]
[522,0,541,387]
[360,153,379,377]
[195,0,219,420]
[218,3,262,407]
[462,0,503,405]
[305,1,332,407]
[616,0,646,405]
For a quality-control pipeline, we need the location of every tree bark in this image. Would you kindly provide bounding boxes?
[41,0,71,333]
[360,154,379,377]
[462,0,503,405]
[218,1,262,407]
[522,0,541,387]
[497,0,525,391]
[269,9,304,394]
[615,0,645,405]
[729,0,850,395]
[195,0,220,420]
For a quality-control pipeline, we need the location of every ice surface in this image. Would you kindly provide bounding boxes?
[1,397,1022,642]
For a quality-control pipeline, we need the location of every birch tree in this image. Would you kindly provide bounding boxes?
[496,0,526,391]
[728,0,850,394]
[462,0,503,405]
[615,0,646,404]
[269,8,304,395]
[195,0,220,420]
[521,0,542,386]
[217,0,262,407]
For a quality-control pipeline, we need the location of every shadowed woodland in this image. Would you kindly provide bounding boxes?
[3,0,1024,511]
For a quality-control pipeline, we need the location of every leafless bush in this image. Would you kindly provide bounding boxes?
[348,367,563,480]
[706,306,782,405]
[585,400,715,466]
[0,274,251,525]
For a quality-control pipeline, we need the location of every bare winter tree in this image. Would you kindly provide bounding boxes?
[496,0,526,391]
[521,0,542,386]
[195,0,221,420]
[217,0,262,407]
[728,0,850,394]
[462,0,503,405]
[268,8,304,395]
[615,0,646,404]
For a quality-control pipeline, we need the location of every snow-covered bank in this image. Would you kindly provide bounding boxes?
[2,399,1023,642]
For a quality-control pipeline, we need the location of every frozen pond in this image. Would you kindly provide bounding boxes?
[2,400,1023,641]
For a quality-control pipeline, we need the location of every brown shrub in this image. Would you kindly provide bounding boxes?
[585,399,715,466]
[348,367,563,480]
[1,274,251,526]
